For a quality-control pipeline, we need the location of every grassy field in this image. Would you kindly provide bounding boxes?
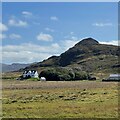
[2,79,119,119]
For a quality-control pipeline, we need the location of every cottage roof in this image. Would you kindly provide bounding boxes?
[23,70,37,74]
[109,74,120,78]
[23,70,29,74]
[31,70,37,73]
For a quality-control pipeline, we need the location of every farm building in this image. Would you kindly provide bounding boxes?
[40,77,46,81]
[108,74,120,80]
[103,74,120,81]
[23,70,39,79]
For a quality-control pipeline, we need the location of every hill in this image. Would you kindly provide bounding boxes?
[21,38,119,77]
[1,63,30,72]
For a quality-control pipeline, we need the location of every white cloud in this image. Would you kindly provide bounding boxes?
[2,51,51,64]
[22,11,33,18]
[92,23,113,27]
[99,40,119,46]
[70,32,74,35]
[2,43,61,63]
[2,38,119,64]
[61,39,79,51]
[9,33,21,39]
[8,19,28,27]
[37,32,53,41]
[0,34,7,40]
[50,16,58,21]
[0,23,8,31]
[45,27,54,32]
[51,43,60,49]
[22,11,32,16]
[71,36,78,40]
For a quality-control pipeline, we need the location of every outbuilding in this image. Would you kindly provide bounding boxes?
[40,77,46,81]
[102,74,120,82]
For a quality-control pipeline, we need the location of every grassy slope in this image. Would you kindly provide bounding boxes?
[2,80,119,118]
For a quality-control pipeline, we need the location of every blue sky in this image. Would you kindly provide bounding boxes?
[1,2,118,64]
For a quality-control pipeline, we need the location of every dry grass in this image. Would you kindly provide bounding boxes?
[2,79,119,118]
[2,79,117,90]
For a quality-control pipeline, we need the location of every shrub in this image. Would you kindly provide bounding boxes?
[74,71,89,80]
[39,67,89,81]
[39,67,73,81]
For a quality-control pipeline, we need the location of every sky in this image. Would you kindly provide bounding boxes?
[1,0,119,2]
[1,2,118,64]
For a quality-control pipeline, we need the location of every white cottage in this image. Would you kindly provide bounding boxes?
[23,70,39,78]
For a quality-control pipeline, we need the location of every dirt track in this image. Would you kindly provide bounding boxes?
[2,80,118,90]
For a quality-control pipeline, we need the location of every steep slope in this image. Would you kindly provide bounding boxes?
[21,38,119,74]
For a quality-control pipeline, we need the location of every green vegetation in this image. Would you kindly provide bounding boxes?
[2,79,119,118]
[39,67,90,81]
[27,78,40,81]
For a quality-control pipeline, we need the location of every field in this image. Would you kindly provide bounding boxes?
[2,78,119,119]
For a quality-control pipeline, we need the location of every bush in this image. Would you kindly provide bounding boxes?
[39,67,89,81]
[39,67,72,81]
[74,71,89,80]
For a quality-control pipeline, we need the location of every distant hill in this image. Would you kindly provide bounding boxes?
[1,63,30,72]
[20,38,120,76]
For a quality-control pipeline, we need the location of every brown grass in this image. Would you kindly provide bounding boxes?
[2,79,119,118]
[2,80,118,90]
